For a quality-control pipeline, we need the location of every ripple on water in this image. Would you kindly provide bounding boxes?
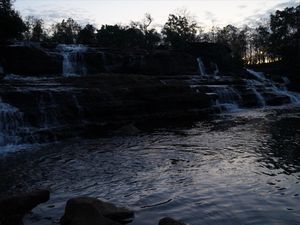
[1,107,300,225]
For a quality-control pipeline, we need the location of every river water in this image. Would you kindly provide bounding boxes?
[0,106,300,225]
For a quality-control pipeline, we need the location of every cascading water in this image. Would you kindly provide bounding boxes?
[197,57,207,77]
[268,83,300,103]
[213,63,220,76]
[209,85,241,112]
[0,98,24,146]
[57,44,88,77]
[246,69,266,81]
[245,80,266,107]
[246,69,300,105]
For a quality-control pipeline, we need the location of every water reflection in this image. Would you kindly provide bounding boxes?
[0,107,300,225]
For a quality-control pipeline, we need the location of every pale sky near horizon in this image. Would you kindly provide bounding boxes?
[15,0,300,29]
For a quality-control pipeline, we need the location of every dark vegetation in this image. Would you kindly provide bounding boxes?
[0,0,299,74]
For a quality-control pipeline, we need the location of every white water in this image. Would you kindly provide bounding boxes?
[57,44,88,77]
[246,69,266,81]
[0,98,24,146]
[197,57,207,76]
[211,85,241,112]
[213,63,220,76]
[246,80,266,107]
[246,69,300,105]
[269,83,300,103]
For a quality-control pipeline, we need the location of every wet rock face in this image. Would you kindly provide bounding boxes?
[0,75,212,146]
[60,197,134,225]
[82,49,199,76]
[158,217,187,225]
[0,189,50,225]
[0,46,63,76]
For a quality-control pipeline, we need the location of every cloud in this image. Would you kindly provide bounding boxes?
[241,0,299,27]
[238,5,247,9]
[204,11,218,23]
[20,7,96,27]
[266,0,300,14]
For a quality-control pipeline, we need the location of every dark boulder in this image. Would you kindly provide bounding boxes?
[60,197,134,225]
[0,45,62,76]
[0,189,50,225]
[158,217,187,225]
[265,92,291,106]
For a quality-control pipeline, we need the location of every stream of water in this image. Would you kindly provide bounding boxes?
[0,106,300,225]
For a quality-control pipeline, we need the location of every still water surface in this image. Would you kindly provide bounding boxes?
[0,107,300,225]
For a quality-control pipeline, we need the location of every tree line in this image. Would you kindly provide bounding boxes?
[1,0,299,67]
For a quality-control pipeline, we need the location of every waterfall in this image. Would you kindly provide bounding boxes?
[268,83,300,103]
[246,69,300,105]
[213,63,220,76]
[57,44,88,77]
[197,57,207,76]
[210,85,241,112]
[0,98,24,146]
[246,69,266,81]
[246,80,266,107]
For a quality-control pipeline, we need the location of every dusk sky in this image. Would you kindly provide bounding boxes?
[15,0,300,29]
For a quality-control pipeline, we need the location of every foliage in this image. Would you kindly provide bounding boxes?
[215,25,247,63]
[96,16,160,50]
[77,24,96,44]
[1,0,299,70]
[51,18,81,44]
[269,5,300,65]
[130,13,161,49]
[162,13,198,49]
[24,16,46,42]
[0,0,26,43]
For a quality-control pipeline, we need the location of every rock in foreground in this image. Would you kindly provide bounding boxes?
[0,189,50,225]
[60,197,134,225]
[158,217,187,225]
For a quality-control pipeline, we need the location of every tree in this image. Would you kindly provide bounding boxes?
[0,0,26,43]
[96,25,126,47]
[130,13,154,34]
[77,24,96,44]
[130,13,161,49]
[269,5,300,65]
[24,16,45,42]
[96,24,148,49]
[31,18,44,41]
[162,13,198,49]
[51,18,81,44]
[215,25,247,63]
[251,25,271,64]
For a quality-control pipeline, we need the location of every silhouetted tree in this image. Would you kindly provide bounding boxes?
[251,25,271,64]
[0,0,26,43]
[24,16,46,42]
[96,24,148,49]
[51,18,81,44]
[96,25,125,47]
[162,13,198,49]
[215,25,247,64]
[31,18,44,42]
[269,5,300,66]
[77,24,96,44]
[130,13,161,49]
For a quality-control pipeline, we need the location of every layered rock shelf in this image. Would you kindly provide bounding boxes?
[0,43,299,147]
